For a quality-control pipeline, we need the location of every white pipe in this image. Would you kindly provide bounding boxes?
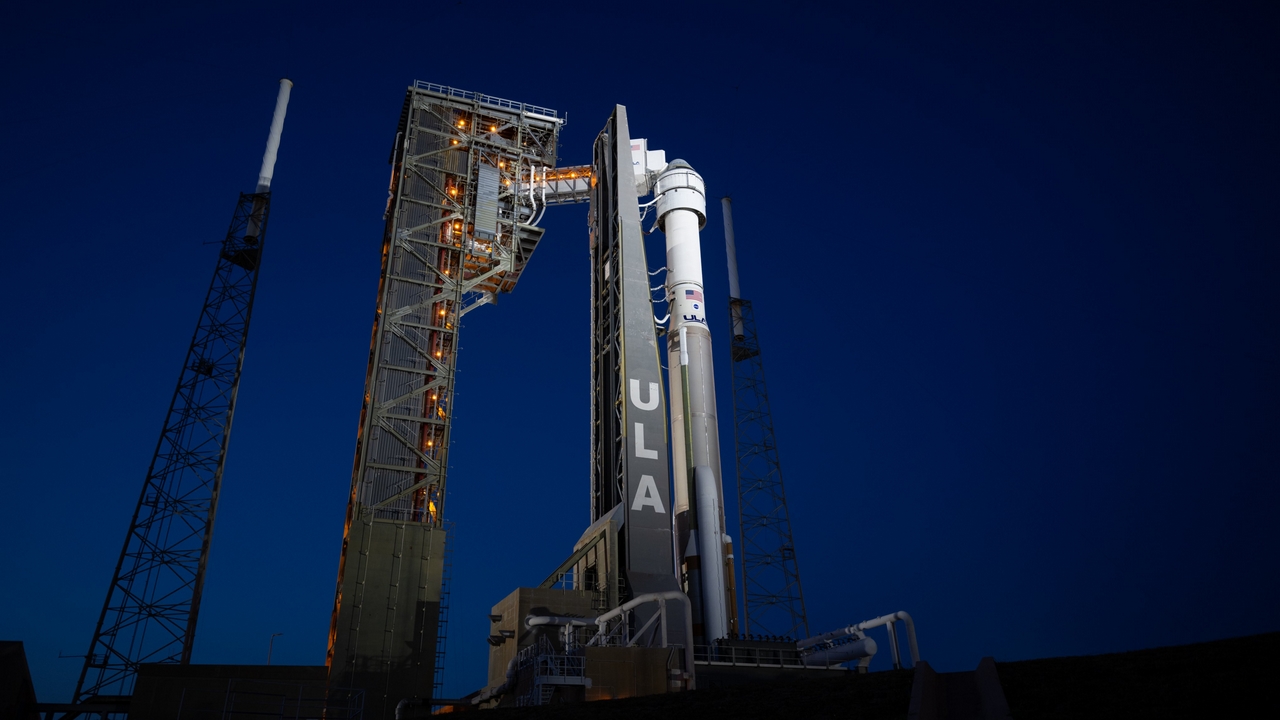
[471,656,518,705]
[256,79,293,192]
[797,611,920,666]
[886,621,901,669]
[802,637,877,667]
[722,197,746,339]
[695,466,727,642]
[722,197,741,299]
[590,591,695,689]
[526,615,595,628]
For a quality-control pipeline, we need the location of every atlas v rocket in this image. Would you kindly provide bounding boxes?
[649,155,732,643]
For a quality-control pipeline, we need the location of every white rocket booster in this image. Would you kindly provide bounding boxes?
[657,159,729,642]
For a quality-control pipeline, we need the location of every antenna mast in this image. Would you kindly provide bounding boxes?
[725,197,810,639]
[74,79,292,705]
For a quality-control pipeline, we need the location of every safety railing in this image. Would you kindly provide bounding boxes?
[412,81,562,119]
[693,644,811,668]
[534,653,586,679]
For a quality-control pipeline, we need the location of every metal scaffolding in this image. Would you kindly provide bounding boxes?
[75,191,271,704]
[729,298,810,640]
[327,82,560,716]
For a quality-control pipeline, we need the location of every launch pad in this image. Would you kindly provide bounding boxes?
[26,79,924,720]
[335,83,918,713]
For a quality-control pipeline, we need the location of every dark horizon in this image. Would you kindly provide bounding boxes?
[1,0,1277,703]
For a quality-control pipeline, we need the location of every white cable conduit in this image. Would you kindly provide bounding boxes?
[797,611,920,667]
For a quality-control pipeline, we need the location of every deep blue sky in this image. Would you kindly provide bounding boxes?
[2,0,1277,703]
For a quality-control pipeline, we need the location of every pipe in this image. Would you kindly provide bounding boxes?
[722,197,746,339]
[590,591,695,689]
[256,79,293,193]
[471,655,518,705]
[525,615,595,628]
[695,466,727,642]
[722,197,741,299]
[802,637,878,667]
[797,611,920,666]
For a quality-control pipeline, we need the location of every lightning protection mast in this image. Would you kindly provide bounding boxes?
[723,197,810,640]
[74,79,292,709]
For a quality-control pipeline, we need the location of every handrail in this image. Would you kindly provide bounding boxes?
[797,610,920,667]
[586,591,695,689]
[412,81,563,120]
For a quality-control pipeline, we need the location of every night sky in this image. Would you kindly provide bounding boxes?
[2,0,1277,703]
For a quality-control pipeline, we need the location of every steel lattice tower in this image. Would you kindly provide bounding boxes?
[74,80,291,708]
[75,191,272,703]
[724,198,809,640]
[327,82,560,716]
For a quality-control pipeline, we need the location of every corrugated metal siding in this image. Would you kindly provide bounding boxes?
[474,163,500,239]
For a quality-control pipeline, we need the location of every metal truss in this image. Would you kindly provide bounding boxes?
[343,84,560,526]
[589,131,626,522]
[329,83,560,707]
[74,192,270,704]
[729,298,810,640]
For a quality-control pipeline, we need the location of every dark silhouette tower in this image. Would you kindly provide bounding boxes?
[723,197,810,640]
[74,79,292,707]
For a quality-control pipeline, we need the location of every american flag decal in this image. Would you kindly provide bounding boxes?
[685,289,703,302]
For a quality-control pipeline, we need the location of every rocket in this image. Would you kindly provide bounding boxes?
[654,159,731,643]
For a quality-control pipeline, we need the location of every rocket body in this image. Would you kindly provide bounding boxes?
[657,160,729,642]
